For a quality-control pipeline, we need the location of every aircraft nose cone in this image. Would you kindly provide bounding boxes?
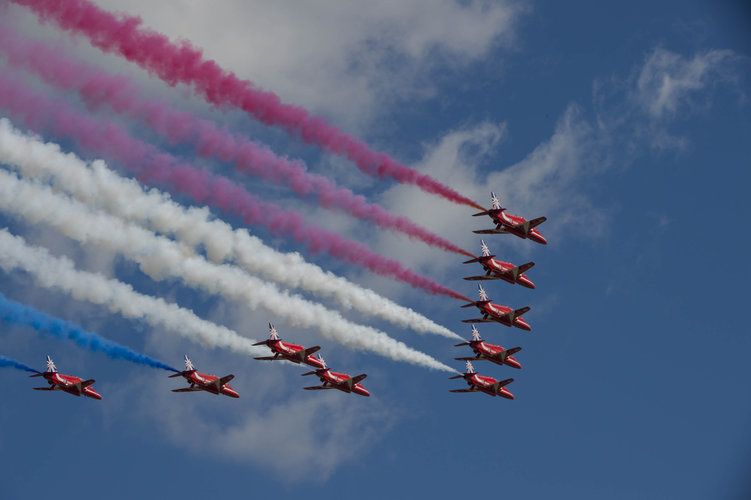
[515,318,532,331]
[519,276,535,289]
[501,388,514,399]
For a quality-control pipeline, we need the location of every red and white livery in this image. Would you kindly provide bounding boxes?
[461,284,532,331]
[301,356,370,397]
[463,240,535,288]
[473,192,547,245]
[449,361,515,399]
[252,323,325,369]
[454,326,522,369]
[29,356,102,400]
[169,355,239,398]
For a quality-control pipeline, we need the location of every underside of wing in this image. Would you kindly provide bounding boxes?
[461,319,494,323]
[172,387,203,392]
[473,229,506,234]
[449,388,476,393]
[303,386,335,391]
[253,356,279,361]
[528,216,546,229]
[464,275,500,281]
[33,387,55,391]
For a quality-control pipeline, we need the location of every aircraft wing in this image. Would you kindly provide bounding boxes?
[454,356,484,362]
[513,306,531,317]
[33,386,55,391]
[473,228,506,235]
[505,347,522,356]
[528,216,546,229]
[303,386,336,391]
[464,275,501,281]
[216,375,234,388]
[517,262,535,274]
[253,356,280,361]
[172,387,203,392]
[350,374,367,385]
[449,388,477,393]
[461,318,494,323]
[303,346,321,357]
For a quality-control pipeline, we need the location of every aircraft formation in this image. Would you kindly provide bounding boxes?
[450,192,547,399]
[16,192,540,402]
[24,323,369,400]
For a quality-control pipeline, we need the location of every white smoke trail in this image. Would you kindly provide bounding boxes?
[0,229,264,356]
[0,118,458,340]
[0,169,455,372]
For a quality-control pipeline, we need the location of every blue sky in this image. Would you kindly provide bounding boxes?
[0,1,749,498]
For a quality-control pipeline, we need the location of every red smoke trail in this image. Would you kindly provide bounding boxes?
[13,0,486,211]
[0,73,469,301]
[0,25,472,257]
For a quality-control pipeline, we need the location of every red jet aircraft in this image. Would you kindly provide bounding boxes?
[454,326,522,369]
[449,361,514,399]
[461,284,532,331]
[463,240,535,288]
[169,355,239,398]
[29,356,102,400]
[473,192,547,245]
[302,356,370,397]
[252,323,325,369]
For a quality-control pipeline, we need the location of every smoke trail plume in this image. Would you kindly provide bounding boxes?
[0,354,40,373]
[0,118,460,339]
[0,291,177,372]
[0,72,469,302]
[0,228,266,356]
[11,0,484,210]
[0,24,472,258]
[0,169,456,372]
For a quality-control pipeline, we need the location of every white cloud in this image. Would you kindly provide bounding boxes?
[81,0,525,131]
[634,48,740,120]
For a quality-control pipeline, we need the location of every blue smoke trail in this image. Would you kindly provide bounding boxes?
[0,354,40,373]
[0,292,178,372]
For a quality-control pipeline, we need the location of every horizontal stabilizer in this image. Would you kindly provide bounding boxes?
[351,374,367,384]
